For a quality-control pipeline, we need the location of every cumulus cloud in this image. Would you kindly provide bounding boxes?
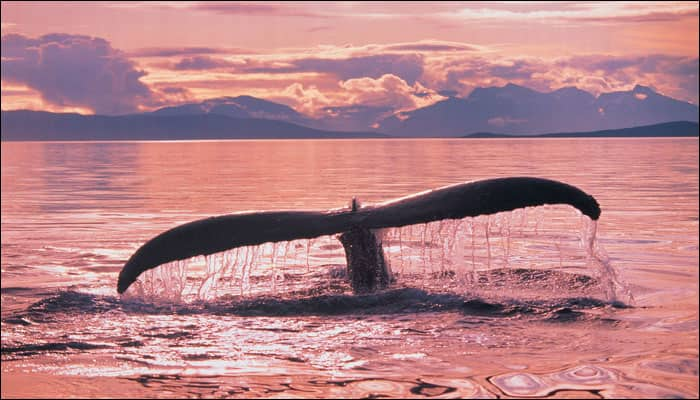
[421,56,531,95]
[142,39,697,107]
[245,54,424,84]
[273,83,333,116]
[3,30,697,118]
[339,74,439,110]
[1,33,156,114]
[270,74,443,119]
[553,54,699,102]
[420,53,698,104]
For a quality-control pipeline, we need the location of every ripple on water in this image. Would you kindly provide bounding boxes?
[489,372,550,397]
[604,382,696,399]
[640,358,699,376]
[344,379,413,398]
[420,377,493,398]
[490,365,619,397]
[553,365,617,385]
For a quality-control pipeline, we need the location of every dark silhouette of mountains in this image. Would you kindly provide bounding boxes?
[151,95,314,127]
[2,83,698,140]
[0,110,385,141]
[463,121,698,138]
[378,83,698,137]
[149,96,390,133]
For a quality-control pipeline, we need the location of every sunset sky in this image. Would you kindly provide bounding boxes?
[1,1,698,116]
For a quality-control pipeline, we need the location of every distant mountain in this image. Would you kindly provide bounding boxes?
[151,95,313,126]
[151,96,398,133]
[378,84,699,137]
[312,105,395,132]
[0,110,385,141]
[596,85,699,129]
[3,85,698,140]
[462,121,699,138]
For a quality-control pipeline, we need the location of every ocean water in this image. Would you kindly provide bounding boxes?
[1,138,698,398]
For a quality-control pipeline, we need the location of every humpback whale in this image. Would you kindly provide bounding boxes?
[117,177,600,295]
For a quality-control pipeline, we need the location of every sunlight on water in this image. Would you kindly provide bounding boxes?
[2,139,697,399]
[122,204,632,305]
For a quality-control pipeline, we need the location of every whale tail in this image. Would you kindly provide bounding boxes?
[117,177,600,294]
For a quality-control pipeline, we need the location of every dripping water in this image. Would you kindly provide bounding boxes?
[122,205,631,305]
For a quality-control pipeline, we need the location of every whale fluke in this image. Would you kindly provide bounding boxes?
[117,177,600,294]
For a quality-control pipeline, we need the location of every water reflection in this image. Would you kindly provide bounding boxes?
[39,142,144,212]
[1,138,698,398]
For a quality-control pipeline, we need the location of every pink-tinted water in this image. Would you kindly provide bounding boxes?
[1,138,698,398]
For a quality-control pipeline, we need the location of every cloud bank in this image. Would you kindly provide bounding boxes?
[2,33,697,119]
[2,33,156,114]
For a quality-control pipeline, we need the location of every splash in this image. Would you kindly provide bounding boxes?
[122,205,631,304]
[379,205,631,303]
[580,216,634,304]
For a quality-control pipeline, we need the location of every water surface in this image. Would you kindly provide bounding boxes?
[2,138,698,398]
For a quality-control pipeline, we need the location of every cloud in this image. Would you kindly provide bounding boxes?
[419,53,699,105]
[110,2,697,26]
[128,46,235,58]
[437,89,459,98]
[318,104,395,131]
[173,56,235,70]
[1,33,156,114]
[158,86,190,94]
[245,54,424,84]
[302,54,424,84]
[487,116,528,128]
[306,25,332,33]
[339,74,432,110]
[3,29,697,119]
[154,86,193,104]
[193,2,322,17]
[421,56,539,95]
[265,74,446,129]
[267,73,444,120]
[488,60,538,81]
[1,22,17,31]
[383,41,481,53]
[444,2,698,25]
[156,41,482,79]
[1,89,29,96]
[560,54,697,75]
[553,54,699,102]
[272,83,333,116]
[573,9,697,24]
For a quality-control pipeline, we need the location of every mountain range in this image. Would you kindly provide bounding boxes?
[378,84,698,136]
[0,110,385,141]
[1,83,698,140]
[151,95,313,127]
[463,121,698,138]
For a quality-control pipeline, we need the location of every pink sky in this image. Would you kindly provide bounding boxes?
[1,1,698,115]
